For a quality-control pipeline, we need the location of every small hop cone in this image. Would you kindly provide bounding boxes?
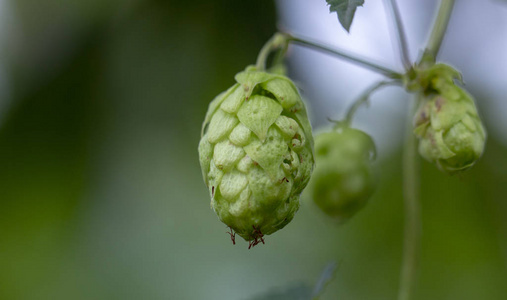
[308,127,376,223]
[198,66,314,243]
[413,64,486,174]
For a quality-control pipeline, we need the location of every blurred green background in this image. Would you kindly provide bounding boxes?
[1,0,506,299]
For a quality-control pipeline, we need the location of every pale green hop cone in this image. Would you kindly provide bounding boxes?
[412,64,486,174]
[308,127,376,223]
[198,66,314,245]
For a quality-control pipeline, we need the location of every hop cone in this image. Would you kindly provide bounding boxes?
[198,66,314,244]
[413,64,486,174]
[308,127,376,223]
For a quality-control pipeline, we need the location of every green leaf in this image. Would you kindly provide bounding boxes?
[326,0,365,32]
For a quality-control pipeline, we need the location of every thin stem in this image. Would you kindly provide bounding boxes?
[384,0,411,69]
[256,39,273,70]
[284,33,403,79]
[272,38,289,68]
[398,95,422,300]
[421,0,455,65]
[343,80,400,125]
[256,33,288,70]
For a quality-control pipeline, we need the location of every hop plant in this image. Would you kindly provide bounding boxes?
[308,127,376,223]
[412,64,486,174]
[198,66,314,247]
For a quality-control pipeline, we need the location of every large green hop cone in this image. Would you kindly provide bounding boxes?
[308,127,376,223]
[412,64,486,174]
[198,66,314,246]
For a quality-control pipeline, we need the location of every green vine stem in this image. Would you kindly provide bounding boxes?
[256,32,403,79]
[282,33,404,79]
[286,34,402,79]
[398,2,455,300]
[398,95,422,300]
[343,80,400,126]
[420,0,456,66]
[256,33,289,71]
[384,0,411,70]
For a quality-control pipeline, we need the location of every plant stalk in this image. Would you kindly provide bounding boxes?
[343,80,400,126]
[256,33,288,70]
[420,0,455,66]
[397,2,455,299]
[398,96,422,300]
[384,0,411,70]
[284,33,403,79]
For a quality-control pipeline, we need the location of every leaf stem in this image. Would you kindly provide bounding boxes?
[397,2,455,297]
[256,33,288,71]
[343,80,400,126]
[383,0,412,70]
[398,95,422,300]
[284,33,403,79]
[420,0,455,66]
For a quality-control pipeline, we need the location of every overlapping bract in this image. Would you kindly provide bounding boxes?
[198,66,314,243]
[412,64,486,174]
[308,127,376,223]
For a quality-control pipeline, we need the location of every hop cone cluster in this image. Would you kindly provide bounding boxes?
[308,127,376,223]
[198,66,314,244]
[413,64,486,174]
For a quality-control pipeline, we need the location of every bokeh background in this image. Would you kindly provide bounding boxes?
[1,0,506,299]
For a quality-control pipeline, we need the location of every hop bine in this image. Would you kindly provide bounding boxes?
[198,66,314,247]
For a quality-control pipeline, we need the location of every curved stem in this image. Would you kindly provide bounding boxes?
[420,0,455,66]
[284,33,403,79]
[256,33,288,71]
[343,80,400,125]
[272,38,289,68]
[398,95,422,300]
[256,40,272,71]
[384,0,411,69]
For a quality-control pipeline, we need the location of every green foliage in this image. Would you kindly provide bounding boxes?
[326,0,365,32]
